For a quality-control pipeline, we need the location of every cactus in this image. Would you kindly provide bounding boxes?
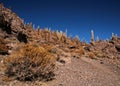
[96,36,99,41]
[112,32,114,37]
[91,30,94,43]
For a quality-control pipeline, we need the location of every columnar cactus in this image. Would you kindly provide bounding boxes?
[91,30,94,43]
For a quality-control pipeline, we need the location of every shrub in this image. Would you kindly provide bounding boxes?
[71,46,85,58]
[93,51,106,58]
[87,52,96,59]
[56,30,63,41]
[3,44,56,81]
[0,38,8,55]
[0,44,8,55]
[78,47,85,57]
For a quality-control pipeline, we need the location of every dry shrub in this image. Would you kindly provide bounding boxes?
[76,47,85,57]
[93,51,106,58]
[0,44,8,55]
[3,44,56,81]
[71,46,85,58]
[87,52,96,59]
[78,47,85,57]
[0,38,8,55]
[56,31,63,41]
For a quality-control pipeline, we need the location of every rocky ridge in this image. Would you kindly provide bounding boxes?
[0,4,120,86]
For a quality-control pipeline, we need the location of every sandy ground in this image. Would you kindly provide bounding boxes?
[48,57,120,86]
[0,56,120,86]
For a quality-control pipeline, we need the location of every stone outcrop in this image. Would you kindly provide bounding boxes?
[0,4,28,43]
[85,36,120,59]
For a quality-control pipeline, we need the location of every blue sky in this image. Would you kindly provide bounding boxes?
[1,0,120,42]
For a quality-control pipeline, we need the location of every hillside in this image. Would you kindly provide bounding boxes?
[0,4,120,86]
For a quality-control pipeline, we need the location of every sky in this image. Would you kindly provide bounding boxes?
[0,0,120,42]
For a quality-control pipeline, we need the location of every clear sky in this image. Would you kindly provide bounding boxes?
[1,0,120,42]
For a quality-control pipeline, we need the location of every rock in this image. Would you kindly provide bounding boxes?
[57,56,71,64]
[57,52,71,65]
[0,4,29,43]
[115,45,120,52]
[100,61,104,64]
[72,53,81,59]
[84,46,90,51]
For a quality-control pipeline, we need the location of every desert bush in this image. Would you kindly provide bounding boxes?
[93,51,106,58]
[78,47,85,56]
[87,52,96,59]
[71,46,85,58]
[3,44,56,81]
[0,44,8,55]
[0,38,8,55]
[75,47,85,58]
[25,23,33,30]
[56,30,63,41]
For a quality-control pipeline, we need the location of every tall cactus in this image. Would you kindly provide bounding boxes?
[112,32,114,37]
[96,36,99,41]
[91,30,94,43]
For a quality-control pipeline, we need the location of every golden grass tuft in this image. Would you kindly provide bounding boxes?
[3,44,56,81]
[93,51,106,58]
[70,46,85,58]
[87,52,96,59]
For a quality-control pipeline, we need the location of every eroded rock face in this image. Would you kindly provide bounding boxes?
[0,4,28,43]
[0,4,31,56]
[0,37,9,55]
[115,45,120,52]
[87,36,120,59]
[0,3,120,61]
[0,4,25,34]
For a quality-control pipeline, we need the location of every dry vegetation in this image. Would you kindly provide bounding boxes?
[0,4,120,86]
[0,37,9,55]
[3,44,56,81]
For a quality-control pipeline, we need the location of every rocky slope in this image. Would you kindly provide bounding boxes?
[0,4,120,86]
